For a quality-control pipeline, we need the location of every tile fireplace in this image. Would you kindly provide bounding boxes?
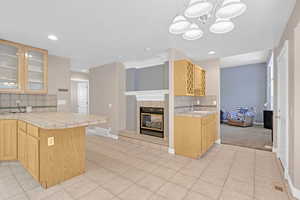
[140,107,164,138]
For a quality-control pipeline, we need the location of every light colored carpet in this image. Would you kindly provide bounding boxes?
[221,124,273,151]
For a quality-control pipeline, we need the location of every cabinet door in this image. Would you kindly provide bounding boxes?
[200,70,206,96]
[27,135,39,180]
[18,129,27,167]
[186,63,194,96]
[24,47,48,94]
[174,116,201,158]
[194,66,202,96]
[0,120,17,160]
[174,60,188,96]
[0,40,24,93]
[174,60,194,96]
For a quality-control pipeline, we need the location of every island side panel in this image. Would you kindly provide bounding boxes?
[39,126,86,188]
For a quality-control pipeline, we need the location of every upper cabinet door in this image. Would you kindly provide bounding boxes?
[24,48,48,94]
[0,40,23,93]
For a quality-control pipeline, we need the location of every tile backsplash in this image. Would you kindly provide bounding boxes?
[174,95,217,108]
[174,95,218,113]
[0,93,57,113]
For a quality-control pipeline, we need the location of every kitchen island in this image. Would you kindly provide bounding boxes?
[0,112,106,188]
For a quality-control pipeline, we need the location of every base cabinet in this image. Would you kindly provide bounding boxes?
[0,120,17,160]
[174,114,217,159]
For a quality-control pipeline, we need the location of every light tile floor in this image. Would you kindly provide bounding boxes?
[0,135,294,200]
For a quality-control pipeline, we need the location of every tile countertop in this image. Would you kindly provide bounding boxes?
[175,111,217,118]
[0,112,107,129]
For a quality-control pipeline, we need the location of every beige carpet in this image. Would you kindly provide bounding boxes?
[221,124,273,151]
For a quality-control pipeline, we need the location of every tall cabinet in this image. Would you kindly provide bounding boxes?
[0,40,48,94]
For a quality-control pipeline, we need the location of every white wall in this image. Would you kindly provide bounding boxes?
[48,55,71,112]
[89,62,126,134]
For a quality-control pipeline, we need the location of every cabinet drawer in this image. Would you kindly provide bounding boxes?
[18,121,27,132]
[27,124,39,138]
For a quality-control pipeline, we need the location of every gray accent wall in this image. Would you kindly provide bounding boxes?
[220,63,267,123]
[126,63,169,91]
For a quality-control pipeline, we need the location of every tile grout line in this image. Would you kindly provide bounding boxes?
[253,149,257,199]
[8,162,31,200]
[215,147,238,200]
[180,145,224,200]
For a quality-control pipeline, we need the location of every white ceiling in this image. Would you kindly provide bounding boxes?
[220,50,270,68]
[0,0,296,71]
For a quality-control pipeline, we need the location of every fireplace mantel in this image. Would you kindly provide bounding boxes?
[125,90,169,101]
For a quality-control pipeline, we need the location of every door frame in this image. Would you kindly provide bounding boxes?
[276,40,289,178]
[77,80,89,114]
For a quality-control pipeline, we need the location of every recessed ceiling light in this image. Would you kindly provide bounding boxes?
[208,51,216,55]
[48,34,58,41]
[145,47,151,51]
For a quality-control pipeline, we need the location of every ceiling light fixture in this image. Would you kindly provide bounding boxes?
[208,51,216,55]
[183,23,203,40]
[216,0,247,19]
[48,34,58,41]
[169,0,246,40]
[210,18,235,34]
[169,15,191,34]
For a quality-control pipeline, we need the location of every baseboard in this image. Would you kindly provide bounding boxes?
[87,127,118,140]
[215,139,221,144]
[253,122,264,126]
[286,173,300,199]
[168,148,175,154]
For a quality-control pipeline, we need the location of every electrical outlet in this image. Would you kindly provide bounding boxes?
[48,137,54,146]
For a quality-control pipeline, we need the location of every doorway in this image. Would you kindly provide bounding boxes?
[220,50,273,151]
[276,41,289,175]
[71,80,89,114]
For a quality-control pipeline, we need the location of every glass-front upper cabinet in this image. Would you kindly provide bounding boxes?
[0,40,23,92]
[24,47,48,94]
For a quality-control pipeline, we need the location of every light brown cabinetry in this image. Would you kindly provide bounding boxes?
[174,60,195,96]
[18,129,27,167]
[194,65,206,96]
[0,39,48,94]
[0,120,17,160]
[1,119,86,188]
[17,121,40,180]
[174,59,205,96]
[26,134,39,180]
[174,114,217,159]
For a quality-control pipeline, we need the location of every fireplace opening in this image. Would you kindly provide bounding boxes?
[140,107,164,138]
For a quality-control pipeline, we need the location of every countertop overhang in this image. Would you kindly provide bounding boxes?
[0,112,107,129]
[175,111,217,117]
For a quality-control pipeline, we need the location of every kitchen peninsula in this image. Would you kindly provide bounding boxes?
[0,112,106,188]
